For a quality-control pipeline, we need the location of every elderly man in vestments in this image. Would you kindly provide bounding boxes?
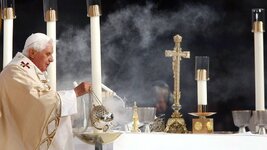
[150,81,173,132]
[0,33,91,150]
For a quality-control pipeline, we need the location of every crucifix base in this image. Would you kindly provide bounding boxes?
[164,111,188,133]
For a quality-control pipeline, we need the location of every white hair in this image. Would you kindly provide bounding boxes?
[22,33,53,57]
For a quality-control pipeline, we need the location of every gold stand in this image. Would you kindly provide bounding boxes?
[45,9,57,22]
[164,35,190,133]
[189,105,216,133]
[252,21,264,32]
[2,8,16,20]
[164,106,188,133]
[87,5,101,17]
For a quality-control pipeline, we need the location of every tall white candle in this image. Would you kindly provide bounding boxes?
[195,56,209,107]
[90,16,102,104]
[197,80,207,105]
[3,19,13,68]
[254,31,265,110]
[46,21,57,90]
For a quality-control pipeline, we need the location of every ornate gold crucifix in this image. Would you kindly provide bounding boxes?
[164,34,190,133]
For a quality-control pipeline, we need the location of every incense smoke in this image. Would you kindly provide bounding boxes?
[56,3,254,130]
[0,0,262,131]
[57,4,219,106]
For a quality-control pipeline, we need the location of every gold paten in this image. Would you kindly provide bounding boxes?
[164,34,190,133]
[45,9,57,22]
[252,21,264,32]
[87,5,101,17]
[2,8,16,19]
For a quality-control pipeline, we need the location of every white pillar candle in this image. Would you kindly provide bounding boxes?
[90,16,102,104]
[3,19,13,68]
[196,69,208,106]
[197,80,207,105]
[46,21,57,90]
[254,31,265,110]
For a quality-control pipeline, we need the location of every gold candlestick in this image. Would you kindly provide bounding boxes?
[190,58,216,133]
[164,34,190,133]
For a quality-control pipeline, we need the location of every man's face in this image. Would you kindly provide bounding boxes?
[155,95,168,115]
[29,43,53,72]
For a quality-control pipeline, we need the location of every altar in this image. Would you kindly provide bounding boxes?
[2,1,267,150]
[74,133,267,150]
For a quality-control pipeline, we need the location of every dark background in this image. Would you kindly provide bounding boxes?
[1,0,267,131]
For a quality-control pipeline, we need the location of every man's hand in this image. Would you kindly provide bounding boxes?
[74,82,91,97]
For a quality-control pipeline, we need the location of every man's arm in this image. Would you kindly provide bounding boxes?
[57,90,77,117]
[57,82,91,117]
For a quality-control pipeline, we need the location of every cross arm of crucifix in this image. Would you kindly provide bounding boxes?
[165,50,190,59]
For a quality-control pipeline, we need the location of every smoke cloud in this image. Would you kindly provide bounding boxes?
[56,4,219,108]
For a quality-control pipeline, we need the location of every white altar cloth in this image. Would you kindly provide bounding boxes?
[74,132,267,150]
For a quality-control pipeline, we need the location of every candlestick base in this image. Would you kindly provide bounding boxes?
[189,112,216,134]
[164,110,188,133]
